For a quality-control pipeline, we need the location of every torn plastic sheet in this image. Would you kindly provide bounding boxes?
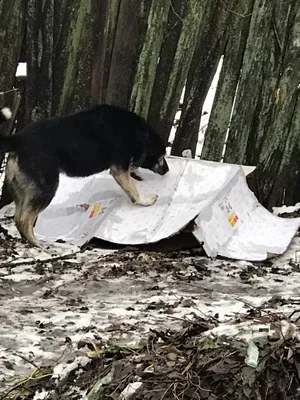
[34,156,300,261]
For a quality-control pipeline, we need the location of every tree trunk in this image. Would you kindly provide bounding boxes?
[26,0,103,119]
[223,0,274,164]
[244,0,294,166]
[90,0,121,105]
[105,0,152,110]
[26,0,54,123]
[148,0,204,143]
[147,0,192,142]
[128,0,170,119]
[0,0,26,92]
[201,0,254,162]
[0,0,25,209]
[171,0,233,157]
[256,2,300,208]
[52,0,94,116]
[269,94,300,207]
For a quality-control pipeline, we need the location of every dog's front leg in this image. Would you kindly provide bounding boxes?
[110,165,157,206]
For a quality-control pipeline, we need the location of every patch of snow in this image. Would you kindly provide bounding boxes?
[52,356,90,382]
[273,236,300,265]
[273,203,300,216]
[120,382,143,399]
[2,272,42,282]
[32,389,50,399]
[206,319,296,342]
[51,311,93,329]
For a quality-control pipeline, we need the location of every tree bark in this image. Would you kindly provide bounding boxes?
[129,0,170,119]
[201,0,254,162]
[52,0,94,116]
[0,0,25,208]
[171,0,233,157]
[90,0,121,105]
[0,0,26,91]
[26,0,54,123]
[256,2,300,208]
[146,0,190,140]
[244,0,294,166]
[105,0,152,110]
[223,0,274,164]
[269,93,300,207]
[148,0,204,143]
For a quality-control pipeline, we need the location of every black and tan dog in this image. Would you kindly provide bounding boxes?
[0,105,169,247]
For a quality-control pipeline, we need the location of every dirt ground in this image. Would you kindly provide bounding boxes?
[1,208,300,398]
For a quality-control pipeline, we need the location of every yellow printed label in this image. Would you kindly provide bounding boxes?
[228,212,239,227]
[89,203,101,219]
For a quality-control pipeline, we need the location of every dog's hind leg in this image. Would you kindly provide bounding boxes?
[15,206,43,248]
[6,156,59,247]
[14,186,58,247]
[110,165,158,206]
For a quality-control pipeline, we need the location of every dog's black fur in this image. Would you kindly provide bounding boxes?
[0,104,169,247]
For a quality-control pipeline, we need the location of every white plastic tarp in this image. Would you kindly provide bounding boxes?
[35,156,300,261]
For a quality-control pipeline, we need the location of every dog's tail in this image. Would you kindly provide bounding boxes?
[0,107,12,124]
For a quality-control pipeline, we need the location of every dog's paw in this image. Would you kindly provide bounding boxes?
[35,241,46,250]
[136,194,158,206]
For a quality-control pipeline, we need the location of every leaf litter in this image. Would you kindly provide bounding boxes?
[1,205,300,398]
[3,314,300,399]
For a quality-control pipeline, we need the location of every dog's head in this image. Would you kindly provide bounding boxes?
[141,153,169,175]
[138,127,169,176]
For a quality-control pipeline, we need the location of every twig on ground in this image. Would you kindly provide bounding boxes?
[289,309,300,322]
[160,383,174,400]
[0,369,52,400]
[0,249,80,268]
[235,297,285,321]
[13,353,40,370]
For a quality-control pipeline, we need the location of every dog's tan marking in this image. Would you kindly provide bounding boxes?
[5,156,47,248]
[5,155,19,185]
[110,165,157,206]
[15,207,43,248]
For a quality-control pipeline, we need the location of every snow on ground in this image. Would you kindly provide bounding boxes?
[1,203,300,393]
